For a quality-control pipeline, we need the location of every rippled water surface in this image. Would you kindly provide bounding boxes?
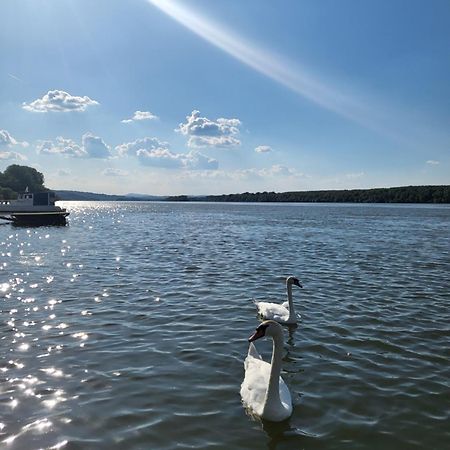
[1,201,449,449]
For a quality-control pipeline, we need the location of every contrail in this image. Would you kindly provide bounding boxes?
[8,73,23,83]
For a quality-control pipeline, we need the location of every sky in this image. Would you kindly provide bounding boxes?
[0,0,449,196]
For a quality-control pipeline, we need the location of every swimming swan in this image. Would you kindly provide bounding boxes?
[255,276,302,324]
[240,320,292,422]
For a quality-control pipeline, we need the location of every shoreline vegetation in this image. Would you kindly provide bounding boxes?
[166,185,450,204]
[54,185,449,204]
[1,165,449,204]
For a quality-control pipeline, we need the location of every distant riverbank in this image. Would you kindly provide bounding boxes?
[54,185,450,203]
[166,185,450,204]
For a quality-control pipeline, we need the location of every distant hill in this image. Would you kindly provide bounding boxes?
[55,190,165,201]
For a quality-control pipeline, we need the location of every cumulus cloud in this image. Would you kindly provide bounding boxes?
[37,137,85,157]
[183,151,218,170]
[0,151,27,161]
[23,90,99,112]
[116,137,218,170]
[176,110,241,148]
[37,133,110,159]
[0,130,17,148]
[116,137,169,157]
[426,160,440,165]
[82,133,110,158]
[0,129,28,149]
[255,145,272,153]
[102,168,129,177]
[137,148,185,169]
[121,110,158,123]
[137,148,218,170]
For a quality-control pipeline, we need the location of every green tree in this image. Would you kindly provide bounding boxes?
[1,165,47,193]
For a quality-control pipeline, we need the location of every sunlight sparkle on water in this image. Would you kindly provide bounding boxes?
[41,367,65,377]
[49,439,68,449]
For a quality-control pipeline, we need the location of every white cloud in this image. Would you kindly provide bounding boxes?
[37,137,86,157]
[82,133,110,158]
[0,130,17,148]
[255,145,272,153]
[426,160,440,165]
[102,168,129,177]
[116,137,218,170]
[23,90,99,112]
[176,110,241,148]
[116,137,170,157]
[137,148,218,170]
[183,151,218,170]
[0,151,27,161]
[137,148,185,169]
[37,133,110,159]
[0,129,28,149]
[121,110,158,123]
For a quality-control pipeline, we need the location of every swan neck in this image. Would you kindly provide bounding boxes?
[286,283,295,320]
[264,332,283,411]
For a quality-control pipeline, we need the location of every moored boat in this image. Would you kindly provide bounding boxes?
[0,190,69,226]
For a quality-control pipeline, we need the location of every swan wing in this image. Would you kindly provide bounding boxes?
[262,375,293,422]
[241,353,271,417]
[279,377,293,416]
[255,301,290,323]
[281,301,301,320]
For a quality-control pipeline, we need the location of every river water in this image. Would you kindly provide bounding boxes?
[1,201,449,449]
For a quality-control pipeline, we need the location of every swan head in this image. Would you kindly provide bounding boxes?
[286,276,302,288]
[248,320,283,342]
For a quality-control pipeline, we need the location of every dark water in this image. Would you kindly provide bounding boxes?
[1,202,449,449]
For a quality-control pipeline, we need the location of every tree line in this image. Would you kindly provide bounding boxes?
[2,164,448,203]
[168,185,450,203]
[0,165,47,200]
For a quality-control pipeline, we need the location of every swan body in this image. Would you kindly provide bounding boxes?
[255,276,302,325]
[240,320,293,421]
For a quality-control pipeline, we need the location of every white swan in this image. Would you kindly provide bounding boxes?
[255,276,302,324]
[240,320,293,422]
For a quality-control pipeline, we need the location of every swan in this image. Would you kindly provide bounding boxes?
[240,320,292,422]
[255,276,302,324]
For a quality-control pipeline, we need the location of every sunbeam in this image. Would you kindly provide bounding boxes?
[147,0,393,135]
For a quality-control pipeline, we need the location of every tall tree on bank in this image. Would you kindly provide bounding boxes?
[0,165,47,199]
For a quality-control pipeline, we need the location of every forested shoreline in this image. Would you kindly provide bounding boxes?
[1,165,449,203]
[168,185,450,204]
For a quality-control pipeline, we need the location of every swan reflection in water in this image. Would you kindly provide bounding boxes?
[261,419,317,450]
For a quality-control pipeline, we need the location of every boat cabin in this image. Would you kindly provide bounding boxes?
[13,191,57,206]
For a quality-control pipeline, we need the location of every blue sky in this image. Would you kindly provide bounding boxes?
[0,0,449,195]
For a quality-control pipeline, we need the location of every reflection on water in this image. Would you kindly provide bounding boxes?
[1,201,449,449]
[262,419,317,450]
